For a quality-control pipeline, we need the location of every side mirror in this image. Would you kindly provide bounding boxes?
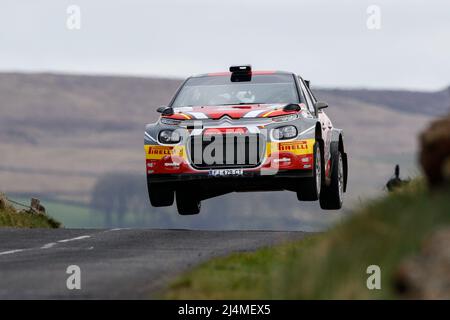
[314,101,328,110]
[156,106,174,116]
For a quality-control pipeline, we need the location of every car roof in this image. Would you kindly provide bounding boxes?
[191,70,296,78]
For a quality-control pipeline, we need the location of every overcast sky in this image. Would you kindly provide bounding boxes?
[1,0,449,90]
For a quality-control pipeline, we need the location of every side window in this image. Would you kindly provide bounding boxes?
[305,84,317,104]
[298,78,315,113]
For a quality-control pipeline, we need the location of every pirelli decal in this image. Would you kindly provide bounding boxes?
[266,139,315,156]
[144,145,186,160]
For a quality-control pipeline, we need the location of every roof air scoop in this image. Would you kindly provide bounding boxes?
[230,65,252,82]
[229,65,252,73]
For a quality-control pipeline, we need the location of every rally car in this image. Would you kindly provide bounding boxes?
[145,65,348,215]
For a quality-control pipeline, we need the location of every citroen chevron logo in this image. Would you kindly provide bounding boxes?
[219,115,233,122]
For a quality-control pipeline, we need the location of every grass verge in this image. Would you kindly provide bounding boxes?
[165,181,450,299]
[0,199,61,228]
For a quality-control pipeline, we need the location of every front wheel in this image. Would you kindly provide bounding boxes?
[176,190,201,215]
[297,142,322,201]
[320,145,344,210]
[147,183,174,207]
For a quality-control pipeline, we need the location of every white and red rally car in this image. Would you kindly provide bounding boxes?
[145,66,348,215]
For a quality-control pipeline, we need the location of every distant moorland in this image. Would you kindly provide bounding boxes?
[0,73,448,230]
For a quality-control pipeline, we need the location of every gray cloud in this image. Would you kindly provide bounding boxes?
[0,0,449,90]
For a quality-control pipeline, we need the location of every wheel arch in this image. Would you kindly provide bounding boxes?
[315,122,322,141]
[329,129,348,192]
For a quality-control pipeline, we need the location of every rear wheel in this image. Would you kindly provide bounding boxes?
[320,145,344,210]
[176,190,201,215]
[147,183,174,207]
[297,142,322,201]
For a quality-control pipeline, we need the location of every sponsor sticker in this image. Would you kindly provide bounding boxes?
[278,141,308,151]
[145,145,185,160]
[266,139,314,157]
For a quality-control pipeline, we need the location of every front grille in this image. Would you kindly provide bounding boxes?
[188,133,265,169]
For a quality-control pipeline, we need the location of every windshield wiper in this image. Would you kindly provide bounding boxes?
[180,103,266,107]
[220,102,265,106]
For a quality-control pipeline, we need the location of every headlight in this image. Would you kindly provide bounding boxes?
[159,130,181,144]
[160,117,182,125]
[272,114,299,122]
[272,125,298,140]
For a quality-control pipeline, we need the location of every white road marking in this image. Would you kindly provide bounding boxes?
[0,249,26,256]
[109,228,128,231]
[0,231,105,257]
[58,235,91,243]
[41,242,57,249]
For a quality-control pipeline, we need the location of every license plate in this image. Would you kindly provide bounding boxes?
[209,169,244,177]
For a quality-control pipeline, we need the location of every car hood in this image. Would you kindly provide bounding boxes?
[167,104,301,120]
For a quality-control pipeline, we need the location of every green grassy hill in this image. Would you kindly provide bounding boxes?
[165,181,450,299]
[0,198,60,228]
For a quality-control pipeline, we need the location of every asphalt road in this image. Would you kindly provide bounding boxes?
[0,228,307,299]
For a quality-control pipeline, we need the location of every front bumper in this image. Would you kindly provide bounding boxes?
[145,138,315,195]
[144,138,315,176]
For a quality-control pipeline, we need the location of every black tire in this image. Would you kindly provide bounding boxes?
[297,142,322,201]
[176,190,201,215]
[320,144,344,210]
[147,183,174,207]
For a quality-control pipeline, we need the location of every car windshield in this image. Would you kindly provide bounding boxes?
[171,74,301,107]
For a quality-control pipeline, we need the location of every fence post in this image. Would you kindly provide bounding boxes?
[30,198,41,214]
[0,193,7,210]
